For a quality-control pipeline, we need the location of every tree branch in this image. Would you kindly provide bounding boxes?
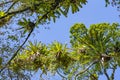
[8,68,13,80]
[6,1,18,13]
[0,7,30,19]
[0,0,62,23]
[104,68,110,80]
[0,1,13,6]
[75,59,99,80]
[36,0,61,23]
[57,69,67,80]
[87,71,98,80]
[0,29,33,73]
[0,0,62,73]
[110,64,117,80]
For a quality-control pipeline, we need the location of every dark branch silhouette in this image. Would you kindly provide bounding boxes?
[0,0,13,6]
[87,71,98,80]
[75,59,99,80]
[0,0,62,73]
[104,69,110,80]
[5,1,18,13]
[57,69,67,80]
[0,29,33,73]
[0,7,30,19]
[110,63,117,80]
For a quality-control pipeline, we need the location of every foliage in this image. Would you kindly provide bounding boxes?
[0,0,87,79]
[0,11,12,27]
[9,23,120,80]
[18,18,35,34]
[0,0,87,28]
[105,0,120,17]
[0,26,27,79]
[0,0,120,80]
[105,0,120,14]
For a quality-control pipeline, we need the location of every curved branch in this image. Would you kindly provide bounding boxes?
[111,64,117,80]
[104,68,110,80]
[75,59,99,80]
[57,69,67,80]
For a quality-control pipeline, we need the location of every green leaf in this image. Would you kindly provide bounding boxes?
[0,11,5,17]
[18,21,25,26]
[0,57,2,65]
[59,8,67,17]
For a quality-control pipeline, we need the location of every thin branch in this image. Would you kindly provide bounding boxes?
[8,68,13,80]
[10,29,34,63]
[75,59,99,80]
[77,38,99,54]
[36,0,61,23]
[104,69,110,80]
[0,29,33,73]
[87,71,98,80]
[0,0,62,73]
[57,69,67,80]
[110,64,117,80]
[0,1,55,20]
[6,1,18,13]
[0,1,13,6]
[0,7,30,19]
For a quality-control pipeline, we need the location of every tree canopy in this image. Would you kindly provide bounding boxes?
[8,23,119,80]
[0,0,120,80]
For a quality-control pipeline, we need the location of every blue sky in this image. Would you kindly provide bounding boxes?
[30,0,120,80]
[32,0,119,44]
